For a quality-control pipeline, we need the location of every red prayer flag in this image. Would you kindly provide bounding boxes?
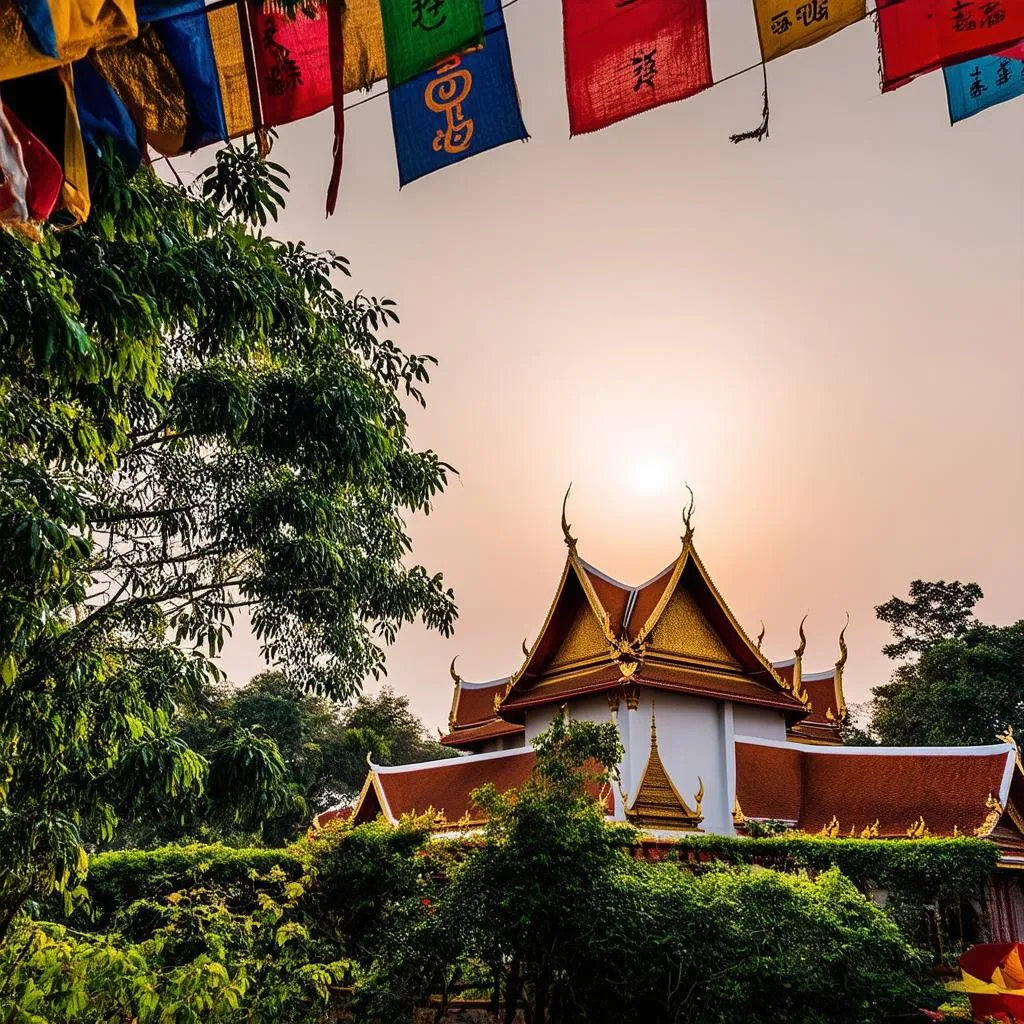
[249,0,334,127]
[878,0,1024,91]
[562,0,712,136]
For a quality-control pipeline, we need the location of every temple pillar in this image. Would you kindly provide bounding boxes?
[721,701,736,836]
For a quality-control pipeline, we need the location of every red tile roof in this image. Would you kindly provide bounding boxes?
[638,662,807,714]
[355,750,538,826]
[624,565,675,640]
[736,738,1016,838]
[440,717,525,749]
[452,679,510,728]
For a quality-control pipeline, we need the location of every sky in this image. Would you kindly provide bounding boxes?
[202,3,1024,736]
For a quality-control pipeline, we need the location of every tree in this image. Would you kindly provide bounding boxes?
[868,623,1024,746]
[0,145,456,941]
[875,580,984,660]
[112,676,455,848]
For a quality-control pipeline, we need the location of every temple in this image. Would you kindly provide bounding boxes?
[348,491,1024,930]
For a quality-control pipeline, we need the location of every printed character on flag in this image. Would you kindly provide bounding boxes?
[753,0,865,63]
[877,0,1024,91]
[944,43,1024,121]
[562,0,713,136]
[380,0,484,85]
[388,0,527,186]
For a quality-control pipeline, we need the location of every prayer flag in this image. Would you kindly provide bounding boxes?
[73,56,142,171]
[0,105,31,228]
[753,0,865,63]
[0,0,137,82]
[562,0,712,136]
[878,0,1024,92]
[208,0,259,137]
[388,0,527,185]
[340,0,388,94]
[2,106,62,221]
[248,0,337,128]
[380,0,484,86]
[944,45,1024,121]
[2,65,89,223]
[91,0,228,156]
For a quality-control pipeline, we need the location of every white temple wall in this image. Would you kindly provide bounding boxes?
[731,704,788,741]
[625,689,733,836]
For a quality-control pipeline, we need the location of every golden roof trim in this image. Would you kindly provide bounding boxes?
[977,793,1004,838]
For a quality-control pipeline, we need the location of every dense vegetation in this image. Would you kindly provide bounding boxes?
[848,578,1024,746]
[1,714,980,1023]
[0,145,456,939]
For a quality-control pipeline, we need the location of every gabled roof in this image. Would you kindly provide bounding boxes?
[352,748,538,828]
[735,736,1020,843]
[351,747,614,828]
[501,535,804,720]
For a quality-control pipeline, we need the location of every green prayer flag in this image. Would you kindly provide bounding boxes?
[380,0,484,86]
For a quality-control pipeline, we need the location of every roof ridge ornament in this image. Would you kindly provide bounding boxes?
[681,482,696,546]
[561,484,577,553]
[794,614,808,660]
[450,656,461,686]
[522,637,530,658]
[834,613,850,723]
[756,622,765,651]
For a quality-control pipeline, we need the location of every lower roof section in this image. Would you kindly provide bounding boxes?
[736,735,1017,841]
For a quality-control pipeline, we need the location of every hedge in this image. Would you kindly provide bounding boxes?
[77,844,302,928]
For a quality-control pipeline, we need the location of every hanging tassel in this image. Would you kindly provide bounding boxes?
[325,0,344,216]
[729,62,770,144]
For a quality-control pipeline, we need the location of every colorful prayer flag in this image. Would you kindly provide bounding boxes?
[73,56,141,171]
[877,0,1024,92]
[208,0,259,138]
[0,0,137,82]
[340,0,388,94]
[388,0,527,186]
[753,0,865,63]
[91,0,228,157]
[380,0,484,86]
[4,106,62,221]
[562,0,712,136]
[248,0,337,128]
[944,45,1024,121]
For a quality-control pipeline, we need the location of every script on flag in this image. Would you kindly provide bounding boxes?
[753,0,865,62]
[944,44,1024,121]
[878,0,1024,91]
[380,0,484,86]
[388,0,527,186]
[562,0,712,136]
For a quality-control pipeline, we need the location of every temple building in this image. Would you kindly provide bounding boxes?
[347,494,1024,933]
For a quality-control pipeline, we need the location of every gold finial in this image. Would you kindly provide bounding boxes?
[561,484,577,552]
[836,613,849,672]
[650,701,658,744]
[825,707,836,722]
[681,483,696,545]
[859,819,880,839]
[818,814,840,838]
[756,622,765,651]
[998,725,1016,745]
[906,815,929,839]
[449,656,461,686]
[366,749,374,766]
[795,615,808,659]
[693,777,704,819]
[522,637,530,658]
[953,824,961,837]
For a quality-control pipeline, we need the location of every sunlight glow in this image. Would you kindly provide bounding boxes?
[628,456,673,498]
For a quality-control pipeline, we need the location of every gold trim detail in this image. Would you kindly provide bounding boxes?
[860,819,880,839]
[1006,798,1024,836]
[561,484,576,552]
[625,707,704,830]
[733,796,746,826]
[625,685,640,711]
[756,622,765,651]
[976,793,1004,837]
[681,483,695,546]
[607,691,621,714]
[906,815,929,839]
[819,815,840,838]
[834,614,849,723]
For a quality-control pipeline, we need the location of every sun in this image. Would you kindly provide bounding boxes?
[628,456,673,498]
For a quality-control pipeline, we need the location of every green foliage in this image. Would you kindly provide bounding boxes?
[1,866,347,1024]
[0,150,455,936]
[68,844,301,931]
[876,580,983,660]
[868,622,1024,746]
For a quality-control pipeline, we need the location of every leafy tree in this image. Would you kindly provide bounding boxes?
[0,145,455,941]
[875,580,984,660]
[868,622,1024,746]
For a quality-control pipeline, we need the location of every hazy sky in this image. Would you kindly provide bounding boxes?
[198,3,1024,735]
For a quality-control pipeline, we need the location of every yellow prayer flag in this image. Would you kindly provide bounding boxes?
[91,26,189,155]
[208,1,256,138]
[58,65,89,224]
[753,0,865,63]
[341,0,386,95]
[0,0,137,82]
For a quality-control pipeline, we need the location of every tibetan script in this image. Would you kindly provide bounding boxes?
[426,54,474,153]
[754,0,865,61]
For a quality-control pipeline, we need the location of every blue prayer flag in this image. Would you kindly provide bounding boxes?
[73,57,142,172]
[388,0,528,187]
[13,0,58,58]
[944,50,1024,124]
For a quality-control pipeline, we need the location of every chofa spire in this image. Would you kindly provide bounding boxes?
[681,482,696,546]
[561,484,577,552]
[834,613,849,722]
[791,615,809,705]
